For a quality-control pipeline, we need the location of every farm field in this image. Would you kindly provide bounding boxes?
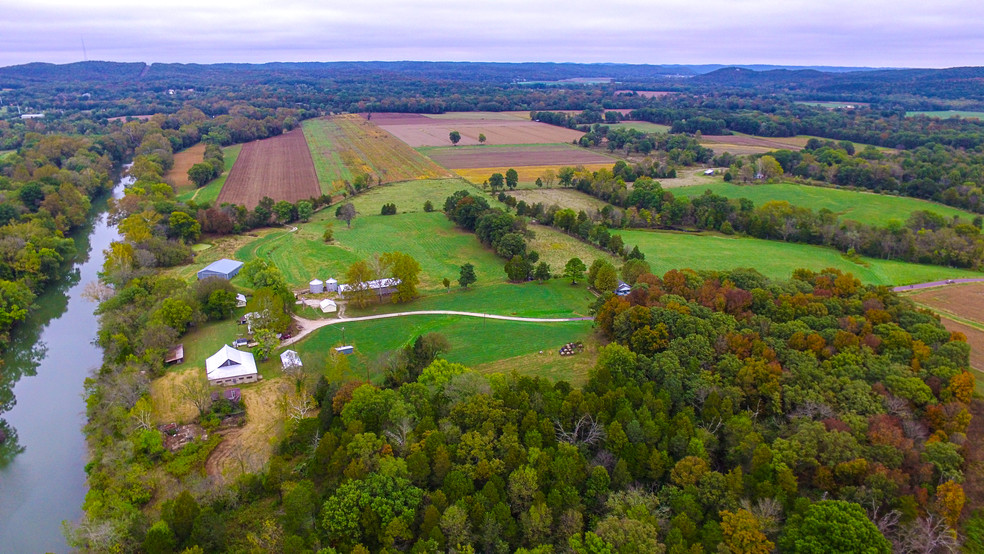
[604,121,671,133]
[907,110,984,120]
[904,283,984,386]
[176,144,242,204]
[344,178,476,215]
[454,164,613,186]
[619,229,984,286]
[669,181,978,225]
[506,188,610,213]
[372,112,585,147]
[236,211,507,291]
[526,223,622,271]
[302,115,451,194]
[420,143,616,169]
[700,134,810,155]
[796,101,870,109]
[217,129,319,208]
[164,142,205,192]
[296,314,594,380]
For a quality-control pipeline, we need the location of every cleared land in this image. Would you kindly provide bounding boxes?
[526,223,622,271]
[700,134,809,155]
[205,378,285,482]
[345,178,476,215]
[604,121,671,133]
[164,143,205,192]
[421,144,616,169]
[905,283,984,384]
[506,188,610,213]
[907,110,984,120]
[620,229,984,286]
[669,182,978,225]
[303,115,452,194]
[177,144,242,205]
[373,112,585,147]
[216,129,320,208]
[454,164,614,186]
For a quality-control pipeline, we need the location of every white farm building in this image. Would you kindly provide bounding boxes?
[205,345,258,386]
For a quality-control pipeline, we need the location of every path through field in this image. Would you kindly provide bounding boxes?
[892,278,984,292]
[283,310,592,346]
[205,377,285,482]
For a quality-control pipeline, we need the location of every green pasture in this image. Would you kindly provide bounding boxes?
[527,223,621,270]
[604,121,670,133]
[345,178,478,215]
[295,314,594,381]
[176,144,242,205]
[236,212,507,291]
[620,229,984,286]
[668,182,978,226]
[301,118,352,193]
[906,110,984,120]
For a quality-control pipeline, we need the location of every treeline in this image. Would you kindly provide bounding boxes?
[77,268,982,551]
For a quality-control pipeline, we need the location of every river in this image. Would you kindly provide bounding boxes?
[0,174,127,553]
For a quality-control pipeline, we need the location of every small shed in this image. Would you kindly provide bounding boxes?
[309,279,324,294]
[615,280,632,296]
[197,258,244,280]
[320,298,337,313]
[325,278,338,293]
[205,345,258,386]
[164,344,184,365]
[235,293,247,307]
[280,349,303,371]
[335,345,354,355]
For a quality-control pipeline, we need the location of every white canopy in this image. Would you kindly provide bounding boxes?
[280,349,302,370]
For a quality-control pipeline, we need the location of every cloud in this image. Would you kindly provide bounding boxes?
[1,0,982,67]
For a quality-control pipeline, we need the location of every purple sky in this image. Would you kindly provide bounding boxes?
[1,0,982,68]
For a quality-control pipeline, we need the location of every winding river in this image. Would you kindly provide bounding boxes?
[0,174,127,553]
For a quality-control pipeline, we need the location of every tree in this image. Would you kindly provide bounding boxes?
[157,298,194,333]
[594,263,618,293]
[204,289,237,320]
[478,133,487,145]
[345,259,375,308]
[274,200,296,224]
[443,277,451,292]
[297,200,313,222]
[381,251,421,303]
[535,177,543,188]
[323,225,334,242]
[169,211,201,243]
[336,202,357,228]
[423,200,434,212]
[187,162,216,188]
[488,173,505,191]
[779,500,890,553]
[381,203,397,215]
[179,375,213,419]
[459,263,476,288]
[564,257,587,285]
[534,262,551,283]
[720,509,773,554]
[505,168,519,190]
[505,255,532,282]
[449,130,461,146]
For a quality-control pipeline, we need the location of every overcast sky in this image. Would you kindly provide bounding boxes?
[1,0,982,68]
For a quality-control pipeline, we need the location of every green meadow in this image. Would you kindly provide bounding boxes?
[604,121,670,133]
[620,229,984,286]
[906,110,984,120]
[668,182,977,226]
[345,178,478,215]
[176,144,242,204]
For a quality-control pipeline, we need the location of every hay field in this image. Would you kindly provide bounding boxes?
[164,143,205,192]
[302,115,452,194]
[506,188,610,214]
[454,164,613,186]
[372,112,585,147]
[217,129,320,208]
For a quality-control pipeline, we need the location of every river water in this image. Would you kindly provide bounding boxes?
[0,175,126,553]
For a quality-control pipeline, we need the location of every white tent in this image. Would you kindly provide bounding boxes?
[319,298,337,313]
[280,349,302,371]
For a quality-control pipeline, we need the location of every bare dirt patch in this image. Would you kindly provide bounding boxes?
[371,112,585,147]
[908,282,984,321]
[426,144,615,169]
[217,129,320,208]
[164,143,206,191]
[205,377,286,482]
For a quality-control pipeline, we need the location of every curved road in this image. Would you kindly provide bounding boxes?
[282,310,592,346]
[892,278,984,292]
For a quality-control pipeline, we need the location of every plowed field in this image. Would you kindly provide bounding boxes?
[371,112,585,147]
[216,129,320,208]
[422,144,615,169]
[164,142,205,192]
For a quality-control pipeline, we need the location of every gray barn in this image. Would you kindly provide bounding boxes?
[197,258,245,280]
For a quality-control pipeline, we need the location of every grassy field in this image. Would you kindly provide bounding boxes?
[344,178,476,215]
[236,211,507,291]
[454,164,614,187]
[176,144,242,204]
[668,182,978,226]
[506,188,610,213]
[527,223,621,271]
[302,115,451,194]
[295,314,594,382]
[604,121,670,133]
[906,110,984,120]
[620,229,984,286]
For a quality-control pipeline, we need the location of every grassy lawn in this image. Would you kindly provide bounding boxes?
[236,212,507,291]
[295,314,594,382]
[473,333,603,386]
[906,110,984,120]
[620,229,984,286]
[604,121,670,133]
[668,182,978,226]
[166,315,279,379]
[176,144,242,205]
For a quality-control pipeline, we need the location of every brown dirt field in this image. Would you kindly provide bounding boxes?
[908,283,984,323]
[373,114,585,147]
[426,144,615,169]
[217,129,320,208]
[151,369,202,425]
[164,143,206,191]
[205,377,286,482]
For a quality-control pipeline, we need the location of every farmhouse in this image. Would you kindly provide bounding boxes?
[205,344,258,386]
[280,349,302,371]
[338,277,401,298]
[197,258,244,280]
